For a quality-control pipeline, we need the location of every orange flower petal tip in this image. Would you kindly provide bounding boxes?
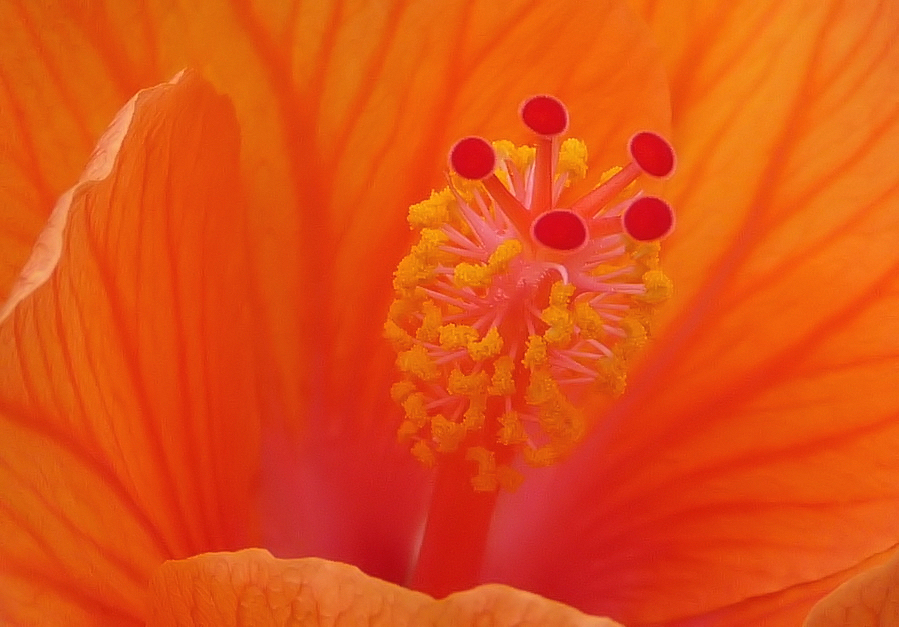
[385,97,676,489]
[147,548,623,626]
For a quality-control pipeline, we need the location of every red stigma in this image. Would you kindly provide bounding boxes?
[450,137,496,180]
[521,95,569,136]
[532,210,587,250]
[629,131,675,178]
[623,196,674,241]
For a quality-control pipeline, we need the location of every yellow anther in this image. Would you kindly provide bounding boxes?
[487,239,523,272]
[397,420,420,440]
[542,306,574,346]
[402,392,429,426]
[439,324,479,350]
[497,411,528,446]
[390,380,417,403]
[489,356,516,396]
[416,300,442,342]
[396,345,438,381]
[523,445,563,467]
[494,167,512,189]
[407,189,454,229]
[448,172,482,203]
[541,284,576,345]
[525,369,561,406]
[387,293,423,322]
[453,262,493,288]
[431,415,465,452]
[493,140,535,172]
[384,319,415,351]
[598,165,622,185]
[447,368,489,397]
[413,228,450,259]
[497,465,524,492]
[632,241,662,270]
[558,138,588,181]
[411,441,436,468]
[537,399,584,444]
[471,473,497,492]
[596,354,627,397]
[468,327,503,361]
[462,395,487,431]
[523,335,548,369]
[549,281,576,306]
[639,269,673,304]
[393,253,433,290]
[466,446,498,492]
[619,317,648,356]
[574,301,605,340]
[596,165,637,195]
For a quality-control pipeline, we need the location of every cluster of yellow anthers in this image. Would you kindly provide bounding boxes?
[385,96,676,492]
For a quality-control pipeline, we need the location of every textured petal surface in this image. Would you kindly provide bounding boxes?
[486,1,899,625]
[148,549,623,627]
[804,547,899,626]
[0,72,260,625]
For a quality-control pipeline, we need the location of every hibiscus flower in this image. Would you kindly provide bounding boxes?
[1,1,898,625]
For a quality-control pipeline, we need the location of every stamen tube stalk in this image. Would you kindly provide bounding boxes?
[483,174,532,236]
[408,454,500,597]
[571,161,641,216]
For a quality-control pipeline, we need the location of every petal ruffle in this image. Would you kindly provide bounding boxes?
[148,549,623,627]
[0,71,261,625]
[487,2,899,624]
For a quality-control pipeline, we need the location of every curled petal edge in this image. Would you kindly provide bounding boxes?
[148,549,624,627]
[0,69,188,324]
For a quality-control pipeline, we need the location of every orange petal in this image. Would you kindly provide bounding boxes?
[148,549,623,627]
[0,2,159,298]
[804,547,899,627]
[1,0,673,576]
[0,71,261,625]
[485,2,899,624]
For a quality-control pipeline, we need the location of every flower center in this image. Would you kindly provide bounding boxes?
[385,96,676,491]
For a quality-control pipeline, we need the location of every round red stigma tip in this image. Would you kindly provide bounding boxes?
[629,131,675,178]
[521,95,569,136]
[623,196,674,241]
[450,136,496,180]
[532,210,587,250]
